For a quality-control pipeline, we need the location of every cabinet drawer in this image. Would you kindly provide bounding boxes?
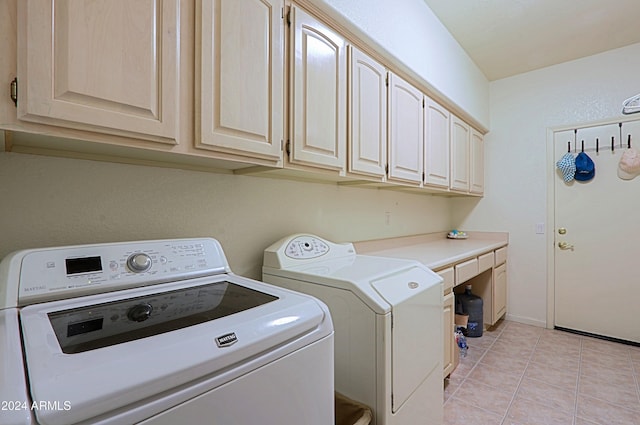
[478,252,493,273]
[438,267,455,294]
[455,258,478,285]
[495,247,508,266]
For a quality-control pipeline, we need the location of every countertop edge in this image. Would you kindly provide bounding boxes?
[353,231,508,271]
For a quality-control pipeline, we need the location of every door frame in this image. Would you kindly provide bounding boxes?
[545,115,640,329]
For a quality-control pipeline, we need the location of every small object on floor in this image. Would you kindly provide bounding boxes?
[455,329,468,357]
[335,392,372,425]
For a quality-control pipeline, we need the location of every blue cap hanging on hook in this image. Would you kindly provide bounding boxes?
[574,152,595,181]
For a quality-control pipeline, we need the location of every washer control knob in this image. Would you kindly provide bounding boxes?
[127,303,153,322]
[127,253,152,273]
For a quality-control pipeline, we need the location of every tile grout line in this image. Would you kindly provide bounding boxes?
[444,322,504,403]
[630,348,640,409]
[573,335,583,425]
[498,329,543,425]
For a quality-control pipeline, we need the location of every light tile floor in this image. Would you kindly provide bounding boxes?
[443,320,640,425]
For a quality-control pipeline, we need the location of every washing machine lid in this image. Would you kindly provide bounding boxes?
[20,273,331,425]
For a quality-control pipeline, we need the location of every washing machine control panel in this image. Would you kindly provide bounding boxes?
[285,236,330,259]
[16,238,227,305]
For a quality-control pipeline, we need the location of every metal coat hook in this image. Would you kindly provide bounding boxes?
[581,140,584,152]
[574,129,578,152]
[619,123,623,148]
[612,136,615,152]
[628,134,632,149]
[596,138,599,153]
[567,141,571,153]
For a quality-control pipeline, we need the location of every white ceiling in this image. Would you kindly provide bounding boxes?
[423,0,640,81]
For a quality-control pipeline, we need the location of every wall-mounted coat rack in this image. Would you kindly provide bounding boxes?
[567,124,632,153]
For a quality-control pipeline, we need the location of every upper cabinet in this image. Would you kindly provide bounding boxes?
[470,128,485,195]
[196,0,284,163]
[288,6,346,173]
[450,114,484,195]
[347,46,387,179]
[423,97,450,188]
[5,0,486,195]
[17,0,181,144]
[450,114,471,192]
[388,73,424,185]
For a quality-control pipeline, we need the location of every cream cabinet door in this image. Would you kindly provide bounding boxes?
[493,263,507,323]
[424,96,450,188]
[470,128,484,195]
[388,73,423,184]
[450,114,470,191]
[289,7,346,171]
[197,0,284,162]
[443,291,455,378]
[17,0,180,144]
[348,46,387,179]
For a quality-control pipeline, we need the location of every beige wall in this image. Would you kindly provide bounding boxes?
[453,42,640,327]
[314,0,489,128]
[0,151,453,279]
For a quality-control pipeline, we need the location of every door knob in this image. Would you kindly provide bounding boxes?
[558,228,567,235]
[558,241,574,251]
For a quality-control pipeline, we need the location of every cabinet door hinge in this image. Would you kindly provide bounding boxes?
[385,73,389,87]
[422,97,425,108]
[285,140,291,157]
[385,163,389,175]
[10,77,17,107]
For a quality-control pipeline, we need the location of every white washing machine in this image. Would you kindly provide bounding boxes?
[263,234,443,425]
[0,238,333,425]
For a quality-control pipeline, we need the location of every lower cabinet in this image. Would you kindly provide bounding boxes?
[441,246,508,379]
[443,291,455,378]
[438,267,456,379]
[493,262,507,323]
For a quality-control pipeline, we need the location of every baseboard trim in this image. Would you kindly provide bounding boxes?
[554,326,639,347]
[504,314,546,328]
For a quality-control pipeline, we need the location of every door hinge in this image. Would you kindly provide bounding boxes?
[285,7,291,27]
[285,140,291,157]
[385,164,389,175]
[422,171,425,181]
[385,73,389,87]
[10,77,17,107]
[422,98,425,108]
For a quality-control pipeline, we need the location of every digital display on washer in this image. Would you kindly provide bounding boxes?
[65,256,103,275]
[47,281,278,354]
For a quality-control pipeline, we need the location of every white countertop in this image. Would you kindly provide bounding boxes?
[353,232,508,270]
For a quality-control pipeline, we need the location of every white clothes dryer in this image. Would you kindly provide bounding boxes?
[263,234,443,425]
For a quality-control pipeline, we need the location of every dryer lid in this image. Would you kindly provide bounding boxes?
[371,266,442,412]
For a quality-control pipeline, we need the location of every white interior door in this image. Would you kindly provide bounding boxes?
[553,121,640,343]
